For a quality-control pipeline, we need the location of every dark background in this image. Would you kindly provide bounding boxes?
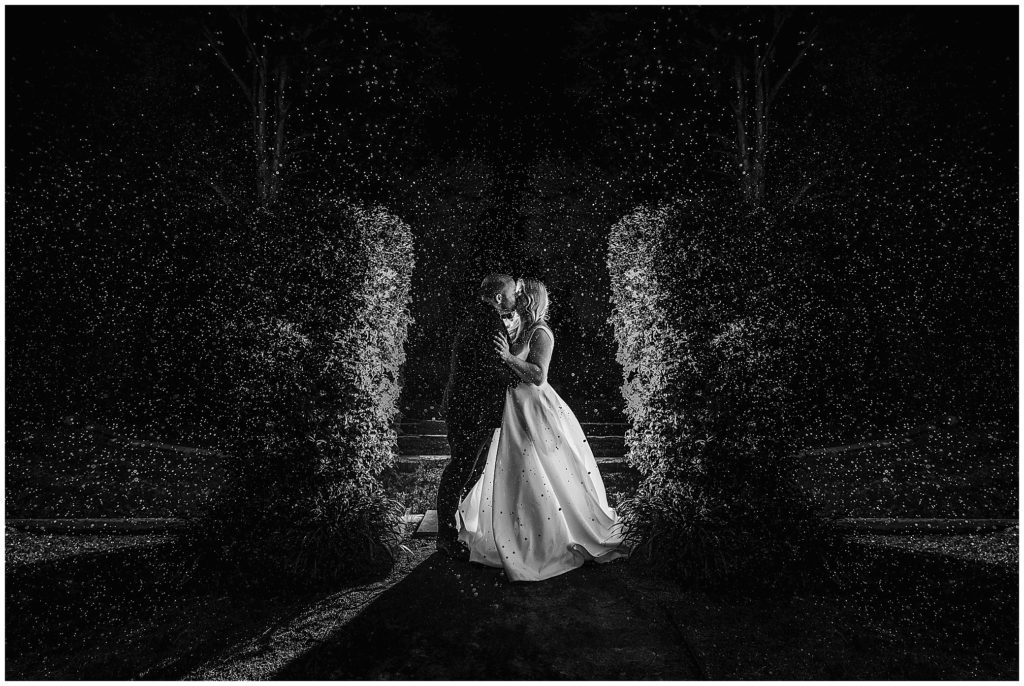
[6,5,1017,443]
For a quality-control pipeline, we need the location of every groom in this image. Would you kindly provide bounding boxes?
[436,273,519,559]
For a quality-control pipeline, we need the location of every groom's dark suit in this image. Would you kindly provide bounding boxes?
[436,299,519,545]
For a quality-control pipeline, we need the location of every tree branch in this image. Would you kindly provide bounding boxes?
[767,23,819,107]
[757,6,787,73]
[253,43,269,203]
[202,23,253,104]
[781,170,835,215]
[185,168,238,213]
[233,8,260,63]
[270,59,290,200]
[732,56,751,187]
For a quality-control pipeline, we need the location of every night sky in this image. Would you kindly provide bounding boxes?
[7,6,1016,174]
[6,4,1018,434]
[8,9,1015,110]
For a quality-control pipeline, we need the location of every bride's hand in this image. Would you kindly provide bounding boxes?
[493,333,511,362]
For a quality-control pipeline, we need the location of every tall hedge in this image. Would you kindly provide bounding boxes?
[607,196,836,589]
[182,199,414,588]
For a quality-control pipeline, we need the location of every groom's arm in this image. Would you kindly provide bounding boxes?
[489,317,519,388]
[468,311,516,389]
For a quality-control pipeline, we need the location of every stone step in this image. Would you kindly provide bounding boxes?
[581,423,629,437]
[397,435,449,455]
[413,509,439,538]
[397,421,627,437]
[397,420,447,435]
[395,455,450,472]
[397,434,625,456]
[395,455,635,473]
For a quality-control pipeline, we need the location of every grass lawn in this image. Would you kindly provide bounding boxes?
[5,426,227,518]
[849,528,1018,568]
[5,527,177,567]
[789,424,1016,518]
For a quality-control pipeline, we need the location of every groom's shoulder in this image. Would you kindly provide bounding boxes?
[452,307,485,336]
[463,302,492,325]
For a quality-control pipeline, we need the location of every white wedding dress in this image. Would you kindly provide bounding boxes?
[456,323,632,581]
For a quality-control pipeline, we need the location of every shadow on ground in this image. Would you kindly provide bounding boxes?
[7,529,1016,680]
[5,537,335,680]
[274,550,702,679]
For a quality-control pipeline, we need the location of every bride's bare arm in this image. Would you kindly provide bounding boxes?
[493,329,552,386]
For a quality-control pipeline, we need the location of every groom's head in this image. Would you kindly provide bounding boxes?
[479,273,517,314]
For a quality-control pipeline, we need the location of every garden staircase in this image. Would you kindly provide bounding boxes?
[395,420,631,537]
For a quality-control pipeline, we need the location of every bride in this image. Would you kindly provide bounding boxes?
[456,277,632,581]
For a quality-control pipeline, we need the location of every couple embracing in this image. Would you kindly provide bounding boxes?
[436,274,632,582]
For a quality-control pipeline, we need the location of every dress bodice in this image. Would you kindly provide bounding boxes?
[511,323,554,361]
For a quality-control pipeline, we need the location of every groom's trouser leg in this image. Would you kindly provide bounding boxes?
[435,426,494,543]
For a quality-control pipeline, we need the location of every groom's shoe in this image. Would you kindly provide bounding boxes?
[436,537,471,562]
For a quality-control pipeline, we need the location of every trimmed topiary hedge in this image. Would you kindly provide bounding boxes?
[608,196,837,590]
[180,199,414,588]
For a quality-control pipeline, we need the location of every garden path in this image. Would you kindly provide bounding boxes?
[270,537,705,680]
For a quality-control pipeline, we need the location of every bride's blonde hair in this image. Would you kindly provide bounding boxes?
[509,277,550,345]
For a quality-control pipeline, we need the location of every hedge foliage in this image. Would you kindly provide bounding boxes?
[181,200,415,588]
[608,196,837,589]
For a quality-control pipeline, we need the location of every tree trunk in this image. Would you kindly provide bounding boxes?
[753,48,767,206]
[732,57,754,206]
[255,45,269,206]
[270,60,289,205]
